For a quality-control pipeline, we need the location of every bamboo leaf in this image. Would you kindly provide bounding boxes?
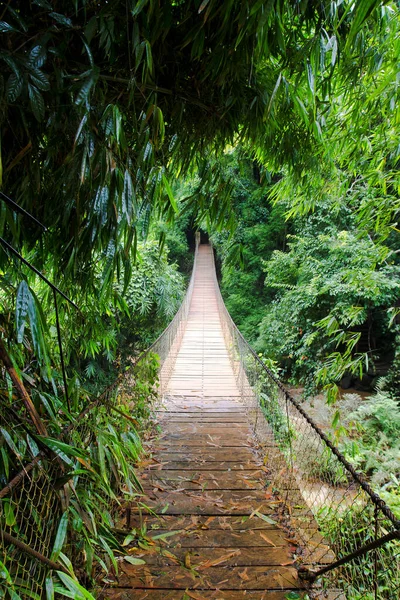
[0,22,17,33]
[4,501,16,526]
[198,0,211,14]
[123,556,146,565]
[49,12,73,28]
[1,428,22,460]
[75,72,96,106]
[162,173,178,213]
[50,512,69,562]
[45,575,54,600]
[0,559,13,584]
[306,62,315,96]
[36,436,86,466]
[28,83,45,122]
[55,572,96,599]
[16,280,30,343]
[131,0,149,18]
[346,0,381,47]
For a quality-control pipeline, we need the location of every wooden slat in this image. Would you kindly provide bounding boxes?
[101,590,307,599]
[120,546,295,566]
[115,564,300,590]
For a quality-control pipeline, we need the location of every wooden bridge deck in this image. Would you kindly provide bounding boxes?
[103,245,305,599]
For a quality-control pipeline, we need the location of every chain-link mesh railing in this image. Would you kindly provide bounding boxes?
[0,235,200,598]
[144,232,199,393]
[211,246,400,600]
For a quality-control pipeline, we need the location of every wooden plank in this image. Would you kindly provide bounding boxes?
[132,490,280,516]
[135,528,290,548]
[129,515,283,532]
[99,591,318,600]
[154,438,252,447]
[114,564,301,590]
[117,546,295,567]
[151,449,258,460]
[146,460,263,471]
[141,470,264,490]
[159,424,249,431]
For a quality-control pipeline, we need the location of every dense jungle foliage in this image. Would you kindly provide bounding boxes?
[0,0,399,596]
[208,146,400,515]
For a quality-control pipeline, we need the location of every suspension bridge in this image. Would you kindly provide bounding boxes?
[1,240,399,599]
[102,241,399,599]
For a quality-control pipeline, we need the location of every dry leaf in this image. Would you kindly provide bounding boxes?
[259,532,277,546]
[198,550,240,570]
[184,591,209,600]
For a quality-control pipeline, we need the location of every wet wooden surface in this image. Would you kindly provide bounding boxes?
[101,246,306,599]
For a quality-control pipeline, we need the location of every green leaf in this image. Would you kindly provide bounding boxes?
[36,436,86,466]
[28,45,47,69]
[1,427,22,460]
[84,17,97,43]
[122,533,136,546]
[151,529,182,541]
[28,84,45,122]
[97,436,107,482]
[27,434,40,458]
[266,73,282,116]
[50,512,69,562]
[75,71,97,106]
[123,556,146,565]
[198,0,211,14]
[306,61,315,95]
[131,0,149,18]
[3,501,16,527]
[16,280,30,342]
[6,72,23,102]
[251,510,277,525]
[29,69,50,91]
[45,575,54,600]
[346,0,381,47]
[0,559,12,583]
[49,12,73,28]
[33,0,52,8]
[0,21,17,33]
[55,572,96,599]
[162,173,178,213]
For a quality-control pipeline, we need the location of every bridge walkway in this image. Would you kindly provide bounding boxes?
[104,245,305,599]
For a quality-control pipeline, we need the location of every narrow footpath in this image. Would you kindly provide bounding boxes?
[104,245,305,599]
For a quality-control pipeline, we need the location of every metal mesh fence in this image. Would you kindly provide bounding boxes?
[145,233,199,393]
[211,245,400,600]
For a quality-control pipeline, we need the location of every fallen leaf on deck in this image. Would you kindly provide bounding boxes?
[252,510,278,525]
[184,591,209,600]
[198,550,240,570]
[259,532,277,546]
[238,568,250,581]
[123,556,146,565]
[151,529,183,541]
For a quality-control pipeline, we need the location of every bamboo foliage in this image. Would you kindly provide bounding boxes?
[0,1,397,287]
